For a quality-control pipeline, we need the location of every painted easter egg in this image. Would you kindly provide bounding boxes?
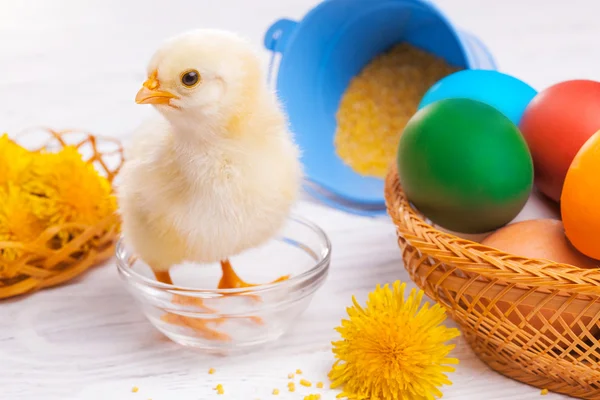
[418,70,537,125]
[561,130,600,260]
[397,98,534,234]
[519,79,600,202]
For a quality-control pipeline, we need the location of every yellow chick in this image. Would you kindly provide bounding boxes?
[118,29,302,292]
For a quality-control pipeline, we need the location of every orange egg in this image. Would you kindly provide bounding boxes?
[561,130,600,260]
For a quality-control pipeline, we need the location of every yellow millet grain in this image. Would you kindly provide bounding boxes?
[299,379,312,387]
[214,384,224,395]
[288,382,296,392]
[304,395,321,400]
[296,369,302,374]
[316,382,324,389]
[288,373,295,379]
[272,388,280,395]
[334,42,460,178]
[208,368,216,374]
[541,389,549,395]
[131,386,139,393]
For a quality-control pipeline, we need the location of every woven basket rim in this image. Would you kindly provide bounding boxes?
[15,127,123,146]
[384,163,600,294]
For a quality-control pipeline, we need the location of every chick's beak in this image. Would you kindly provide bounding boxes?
[135,74,178,105]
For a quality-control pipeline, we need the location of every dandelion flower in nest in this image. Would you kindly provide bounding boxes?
[0,133,34,187]
[0,183,48,262]
[329,281,461,400]
[25,145,117,227]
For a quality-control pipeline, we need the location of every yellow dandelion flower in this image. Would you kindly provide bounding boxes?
[0,133,34,187]
[25,145,116,227]
[329,281,461,400]
[0,183,48,261]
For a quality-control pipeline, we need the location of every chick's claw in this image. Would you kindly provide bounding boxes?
[269,275,291,284]
[161,313,231,341]
[218,259,290,291]
[151,269,219,313]
[238,274,291,303]
[216,259,289,324]
[228,274,290,305]
[247,316,264,325]
[171,294,217,313]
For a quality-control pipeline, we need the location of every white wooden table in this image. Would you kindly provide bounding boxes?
[1,0,598,398]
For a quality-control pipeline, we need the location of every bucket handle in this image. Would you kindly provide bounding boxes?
[264,18,298,88]
[264,18,297,53]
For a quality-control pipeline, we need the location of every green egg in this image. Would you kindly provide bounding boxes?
[397,98,533,234]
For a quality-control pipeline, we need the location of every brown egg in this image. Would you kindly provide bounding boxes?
[481,218,598,268]
[479,219,598,349]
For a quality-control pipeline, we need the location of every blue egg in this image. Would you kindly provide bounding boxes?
[418,70,537,125]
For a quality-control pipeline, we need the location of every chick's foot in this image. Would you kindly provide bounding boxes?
[151,268,216,312]
[217,259,289,325]
[161,313,231,341]
[218,259,289,292]
[154,270,173,285]
[153,269,230,339]
[171,294,217,313]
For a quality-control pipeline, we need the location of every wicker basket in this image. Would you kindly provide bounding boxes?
[0,129,123,299]
[384,164,600,400]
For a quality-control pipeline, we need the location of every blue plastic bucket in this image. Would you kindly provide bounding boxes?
[264,0,497,216]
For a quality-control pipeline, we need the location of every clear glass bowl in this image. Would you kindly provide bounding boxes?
[115,215,331,354]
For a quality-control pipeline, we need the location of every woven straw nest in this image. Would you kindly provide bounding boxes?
[0,128,123,299]
[384,164,600,400]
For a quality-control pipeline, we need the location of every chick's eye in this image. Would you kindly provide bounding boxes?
[181,70,200,87]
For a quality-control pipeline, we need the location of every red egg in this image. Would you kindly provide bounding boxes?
[519,79,600,202]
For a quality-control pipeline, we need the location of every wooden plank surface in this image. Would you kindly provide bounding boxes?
[2,0,598,398]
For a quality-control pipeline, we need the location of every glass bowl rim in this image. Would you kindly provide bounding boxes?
[115,214,332,295]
